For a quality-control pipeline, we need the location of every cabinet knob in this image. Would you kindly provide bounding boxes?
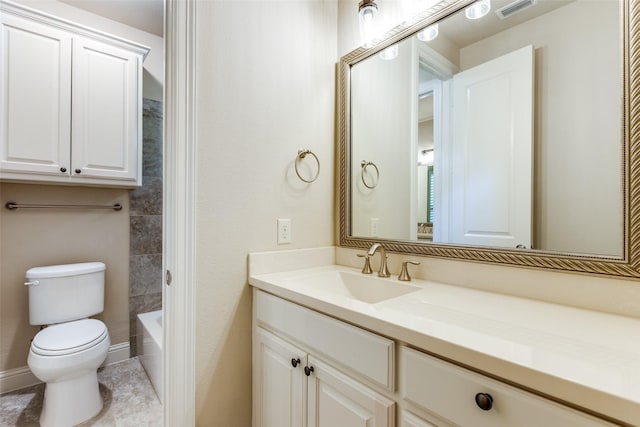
[475,392,493,411]
[60,167,67,173]
[304,366,314,376]
[75,168,82,174]
[291,358,301,368]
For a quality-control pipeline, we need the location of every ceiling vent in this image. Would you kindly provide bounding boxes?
[495,0,538,19]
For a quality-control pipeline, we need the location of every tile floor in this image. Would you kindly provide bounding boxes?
[0,357,162,426]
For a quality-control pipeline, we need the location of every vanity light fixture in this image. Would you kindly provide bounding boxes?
[359,0,378,47]
[465,0,491,20]
[417,23,439,42]
[379,44,399,60]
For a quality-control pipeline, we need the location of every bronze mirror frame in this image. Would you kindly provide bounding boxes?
[338,0,640,278]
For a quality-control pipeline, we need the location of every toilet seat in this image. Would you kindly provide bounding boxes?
[31,319,108,357]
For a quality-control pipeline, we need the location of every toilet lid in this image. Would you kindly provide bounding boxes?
[31,319,108,356]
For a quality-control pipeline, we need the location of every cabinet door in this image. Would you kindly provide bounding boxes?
[307,356,395,427]
[0,13,72,176]
[253,327,306,427]
[71,36,141,183]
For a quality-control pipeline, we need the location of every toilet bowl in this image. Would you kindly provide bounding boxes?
[28,319,110,427]
[25,262,110,427]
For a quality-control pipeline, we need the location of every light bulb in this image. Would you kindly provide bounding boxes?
[417,23,439,42]
[359,0,378,47]
[465,0,490,19]
[379,45,399,60]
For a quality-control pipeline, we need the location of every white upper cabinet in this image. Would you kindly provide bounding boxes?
[0,2,149,187]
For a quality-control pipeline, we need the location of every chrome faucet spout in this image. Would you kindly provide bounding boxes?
[367,243,390,277]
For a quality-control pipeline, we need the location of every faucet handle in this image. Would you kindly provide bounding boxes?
[398,261,420,281]
[357,253,373,274]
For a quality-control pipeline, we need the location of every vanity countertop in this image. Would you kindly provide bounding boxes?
[249,263,640,426]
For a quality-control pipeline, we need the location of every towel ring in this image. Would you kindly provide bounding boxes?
[295,149,320,183]
[361,160,379,189]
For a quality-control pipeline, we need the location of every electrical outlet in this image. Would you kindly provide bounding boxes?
[370,218,379,237]
[277,218,291,244]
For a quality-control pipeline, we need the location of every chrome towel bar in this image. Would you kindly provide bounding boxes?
[5,202,123,211]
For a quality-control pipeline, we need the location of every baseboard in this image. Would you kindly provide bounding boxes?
[103,341,130,366]
[0,342,130,394]
[0,366,39,395]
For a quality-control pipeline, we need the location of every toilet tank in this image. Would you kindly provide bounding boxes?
[26,262,106,325]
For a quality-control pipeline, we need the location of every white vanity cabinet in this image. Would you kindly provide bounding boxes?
[253,290,396,427]
[252,290,618,427]
[0,2,149,187]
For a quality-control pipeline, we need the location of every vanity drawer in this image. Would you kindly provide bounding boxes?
[400,347,613,427]
[255,290,394,391]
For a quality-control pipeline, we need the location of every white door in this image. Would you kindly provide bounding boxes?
[444,45,534,248]
[307,357,395,427]
[0,14,72,176]
[72,36,140,182]
[253,328,306,427]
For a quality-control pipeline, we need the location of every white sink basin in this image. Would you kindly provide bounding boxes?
[293,270,421,304]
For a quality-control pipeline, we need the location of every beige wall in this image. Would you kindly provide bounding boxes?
[193,1,337,425]
[0,184,130,371]
[9,0,164,102]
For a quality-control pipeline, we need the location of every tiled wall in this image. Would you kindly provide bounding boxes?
[129,98,163,356]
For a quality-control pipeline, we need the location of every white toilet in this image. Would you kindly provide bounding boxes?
[26,262,110,427]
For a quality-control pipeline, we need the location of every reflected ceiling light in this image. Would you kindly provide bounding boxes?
[379,44,399,60]
[417,23,439,42]
[465,0,491,19]
[359,0,378,47]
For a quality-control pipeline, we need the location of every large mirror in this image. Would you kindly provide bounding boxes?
[339,0,640,277]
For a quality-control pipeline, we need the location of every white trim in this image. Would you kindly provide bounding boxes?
[163,0,197,425]
[0,0,151,58]
[417,42,458,80]
[0,366,39,394]
[0,342,130,394]
[102,342,130,366]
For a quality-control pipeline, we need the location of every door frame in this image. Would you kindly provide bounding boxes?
[163,0,197,424]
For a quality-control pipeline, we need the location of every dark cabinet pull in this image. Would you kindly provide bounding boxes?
[291,358,301,368]
[75,168,82,174]
[60,167,67,173]
[304,366,314,376]
[475,392,493,411]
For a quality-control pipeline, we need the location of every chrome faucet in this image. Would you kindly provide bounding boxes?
[367,243,390,277]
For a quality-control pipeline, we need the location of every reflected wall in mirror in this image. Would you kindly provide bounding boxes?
[339,0,640,277]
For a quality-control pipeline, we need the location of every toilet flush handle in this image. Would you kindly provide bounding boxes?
[24,280,39,286]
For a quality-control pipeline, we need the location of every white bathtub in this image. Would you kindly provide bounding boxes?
[137,310,162,402]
